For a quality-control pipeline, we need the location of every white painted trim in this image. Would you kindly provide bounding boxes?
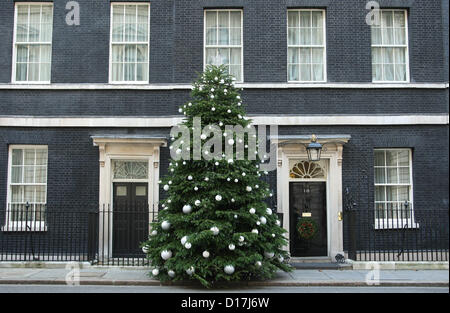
[0,114,447,128]
[1,82,447,90]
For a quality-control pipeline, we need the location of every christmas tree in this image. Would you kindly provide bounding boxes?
[142,65,291,287]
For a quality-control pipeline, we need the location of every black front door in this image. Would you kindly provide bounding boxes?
[289,182,327,257]
[113,182,149,258]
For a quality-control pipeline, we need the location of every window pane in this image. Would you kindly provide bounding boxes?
[17,5,29,24]
[288,11,299,27]
[16,23,28,42]
[395,64,406,81]
[24,149,35,165]
[123,63,136,81]
[300,64,311,81]
[35,186,46,203]
[218,11,229,28]
[371,27,381,45]
[397,150,409,166]
[35,149,47,165]
[29,23,40,42]
[394,11,405,27]
[40,45,51,62]
[312,64,324,81]
[28,45,40,63]
[40,63,50,81]
[372,47,382,64]
[387,168,398,184]
[35,166,47,184]
[125,5,136,24]
[24,185,35,202]
[386,186,398,201]
[288,64,299,81]
[206,11,217,28]
[41,23,52,42]
[23,166,34,183]
[375,186,385,201]
[112,45,124,62]
[311,11,323,28]
[299,28,311,45]
[218,48,229,65]
[137,5,148,23]
[41,5,53,23]
[382,27,393,45]
[311,48,323,63]
[136,63,148,81]
[375,168,385,184]
[11,167,22,184]
[397,186,409,201]
[124,45,136,62]
[398,167,410,184]
[230,11,241,28]
[288,47,298,64]
[394,28,406,45]
[311,28,323,45]
[375,203,386,219]
[299,48,310,64]
[124,23,136,42]
[206,27,217,45]
[386,150,397,166]
[300,11,311,27]
[11,186,22,203]
[372,64,382,81]
[12,149,23,165]
[16,63,27,81]
[112,63,123,81]
[381,11,393,27]
[374,150,385,166]
[218,28,229,45]
[29,6,40,24]
[113,5,124,23]
[112,23,124,42]
[288,28,299,45]
[394,48,406,64]
[137,23,148,42]
[230,48,241,65]
[383,64,394,81]
[229,65,241,82]
[205,48,217,65]
[230,28,241,45]
[136,45,148,62]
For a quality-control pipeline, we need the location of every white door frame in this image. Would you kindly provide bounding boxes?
[92,136,167,259]
[273,136,350,261]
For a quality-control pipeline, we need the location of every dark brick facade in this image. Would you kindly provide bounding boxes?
[0,1,448,257]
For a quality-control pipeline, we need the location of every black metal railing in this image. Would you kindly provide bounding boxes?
[345,206,449,262]
[0,203,159,266]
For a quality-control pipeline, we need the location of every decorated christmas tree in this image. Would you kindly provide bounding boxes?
[142,65,291,287]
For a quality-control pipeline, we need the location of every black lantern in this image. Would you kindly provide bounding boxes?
[306,134,322,162]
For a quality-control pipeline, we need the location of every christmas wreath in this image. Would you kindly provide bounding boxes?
[297,217,318,240]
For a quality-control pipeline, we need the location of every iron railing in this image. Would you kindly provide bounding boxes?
[345,206,449,262]
[0,203,159,266]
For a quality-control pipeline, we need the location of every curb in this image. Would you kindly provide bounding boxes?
[0,279,448,288]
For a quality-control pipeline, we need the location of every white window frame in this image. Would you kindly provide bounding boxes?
[109,2,151,84]
[374,148,418,229]
[371,9,410,83]
[203,9,244,83]
[287,9,327,83]
[3,145,48,232]
[11,2,53,84]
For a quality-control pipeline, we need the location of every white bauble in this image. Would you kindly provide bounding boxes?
[182,204,192,214]
[187,175,193,181]
[194,186,198,191]
[227,178,231,181]
[231,198,235,203]
[161,221,171,230]
[185,242,192,249]
[249,208,256,214]
[210,88,215,92]
[200,134,207,140]
[168,270,175,278]
[260,216,267,225]
[214,76,218,81]
[195,200,201,206]
[239,236,245,242]
[181,236,188,245]
[188,102,192,106]
[227,109,231,113]
[210,226,220,235]
[142,246,149,253]
[228,244,235,251]
[272,233,276,238]
[186,267,195,276]
[236,95,241,99]
[266,208,273,215]
[210,95,215,99]
[215,161,219,166]
[152,268,159,276]
[163,184,169,191]
[242,172,246,176]
[255,185,259,189]
[246,186,252,192]
[255,261,262,267]
[204,177,209,181]
[224,265,235,275]
[276,220,281,226]
[215,195,222,201]
[161,250,172,260]
[176,148,182,155]
[234,214,238,219]
[256,221,261,226]
[234,179,238,183]
[151,230,157,236]
[211,107,216,111]
[278,256,284,263]
[227,159,233,164]
[264,252,275,259]
[202,251,210,258]
[228,139,235,145]
[178,108,183,113]
[168,180,172,185]
[252,229,259,234]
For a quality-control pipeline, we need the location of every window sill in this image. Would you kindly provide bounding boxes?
[2,224,48,232]
[374,221,419,230]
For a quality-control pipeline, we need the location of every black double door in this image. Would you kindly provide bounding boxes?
[289,182,327,257]
[113,182,149,258]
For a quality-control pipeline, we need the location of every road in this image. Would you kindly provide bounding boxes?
[0,284,447,293]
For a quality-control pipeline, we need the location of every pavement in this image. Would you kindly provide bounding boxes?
[0,266,448,287]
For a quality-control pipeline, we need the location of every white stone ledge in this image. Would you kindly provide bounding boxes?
[0,114,448,127]
[0,82,448,90]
